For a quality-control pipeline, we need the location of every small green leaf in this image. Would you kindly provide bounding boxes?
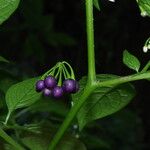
[123,50,141,72]
[6,77,41,114]
[137,0,150,17]
[0,56,9,63]
[72,74,136,131]
[93,0,100,11]
[0,0,20,25]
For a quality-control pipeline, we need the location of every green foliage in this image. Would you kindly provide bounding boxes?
[19,0,77,63]
[0,70,17,93]
[28,99,69,117]
[73,74,136,130]
[0,0,20,25]
[137,0,150,17]
[81,109,145,150]
[123,50,141,72]
[6,77,41,116]
[21,134,86,150]
[0,0,149,149]
[93,0,100,11]
[10,123,87,150]
[0,56,9,63]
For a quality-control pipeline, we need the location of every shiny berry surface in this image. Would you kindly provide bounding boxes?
[44,76,57,89]
[43,88,52,97]
[63,79,79,93]
[35,80,45,92]
[52,86,63,98]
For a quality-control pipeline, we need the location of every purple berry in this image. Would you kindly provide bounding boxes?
[44,76,57,89]
[43,88,52,97]
[63,79,79,94]
[36,80,45,92]
[52,86,63,98]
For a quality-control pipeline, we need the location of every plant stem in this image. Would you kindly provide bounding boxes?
[4,110,11,125]
[86,0,96,83]
[0,128,25,150]
[141,60,150,73]
[95,71,150,87]
[48,85,95,150]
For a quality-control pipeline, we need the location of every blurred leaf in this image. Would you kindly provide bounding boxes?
[28,99,68,117]
[123,50,140,72]
[41,15,54,33]
[0,91,4,110]
[0,77,17,94]
[4,144,16,150]
[0,56,9,63]
[21,132,86,150]
[0,0,20,25]
[93,0,100,11]
[24,34,45,62]
[137,0,150,17]
[47,33,77,47]
[21,0,43,28]
[82,109,144,150]
[72,74,136,130]
[6,77,41,116]
[56,135,87,150]
[82,134,111,150]
[0,70,18,93]
[0,99,3,110]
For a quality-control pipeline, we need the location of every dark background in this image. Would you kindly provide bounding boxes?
[0,0,150,149]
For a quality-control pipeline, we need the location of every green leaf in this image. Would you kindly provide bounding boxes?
[6,77,41,114]
[0,56,9,63]
[123,50,141,72]
[137,0,150,17]
[93,0,100,11]
[72,74,136,130]
[0,0,20,25]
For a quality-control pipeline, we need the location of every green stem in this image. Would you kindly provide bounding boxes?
[4,110,11,125]
[58,67,62,86]
[86,0,96,83]
[48,71,150,149]
[62,61,75,79]
[48,85,95,150]
[96,71,150,87]
[0,128,25,150]
[141,60,150,73]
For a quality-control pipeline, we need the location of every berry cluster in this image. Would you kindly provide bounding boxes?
[35,75,79,99]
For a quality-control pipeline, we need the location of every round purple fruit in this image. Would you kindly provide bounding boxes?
[44,76,57,89]
[43,88,52,97]
[63,79,79,94]
[35,80,45,92]
[52,86,63,98]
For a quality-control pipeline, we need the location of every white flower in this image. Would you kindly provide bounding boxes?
[108,0,115,2]
[71,101,74,106]
[73,124,78,129]
[143,46,148,53]
[141,11,147,17]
